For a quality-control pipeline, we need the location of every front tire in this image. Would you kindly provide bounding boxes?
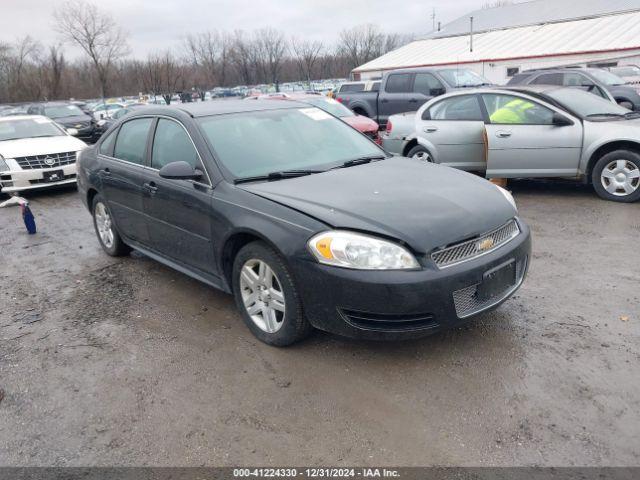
[92,194,132,256]
[232,241,312,346]
[591,150,640,203]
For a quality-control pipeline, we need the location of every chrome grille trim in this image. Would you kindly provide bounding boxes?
[452,256,527,318]
[14,151,77,170]
[431,219,520,269]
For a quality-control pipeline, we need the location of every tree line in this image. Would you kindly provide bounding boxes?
[0,0,413,104]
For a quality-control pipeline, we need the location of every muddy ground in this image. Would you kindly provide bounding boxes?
[0,180,638,466]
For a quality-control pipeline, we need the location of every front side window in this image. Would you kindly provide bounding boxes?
[198,107,383,179]
[99,129,117,156]
[413,73,445,96]
[151,119,200,170]
[426,95,483,121]
[113,118,153,165]
[385,74,412,93]
[482,94,554,125]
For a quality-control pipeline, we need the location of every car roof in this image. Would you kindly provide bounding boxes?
[139,99,310,118]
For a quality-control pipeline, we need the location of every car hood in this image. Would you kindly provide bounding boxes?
[239,157,516,253]
[342,115,379,132]
[0,136,87,158]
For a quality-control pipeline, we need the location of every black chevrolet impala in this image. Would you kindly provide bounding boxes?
[77,100,531,346]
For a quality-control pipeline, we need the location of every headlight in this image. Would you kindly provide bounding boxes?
[496,185,517,212]
[0,154,8,172]
[308,231,420,270]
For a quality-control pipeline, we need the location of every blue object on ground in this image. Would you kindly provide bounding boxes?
[21,204,37,234]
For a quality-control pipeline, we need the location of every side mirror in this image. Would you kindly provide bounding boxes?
[66,128,79,136]
[100,113,105,119]
[552,112,573,127]
[430,88,446,97]
[158,161,202,180]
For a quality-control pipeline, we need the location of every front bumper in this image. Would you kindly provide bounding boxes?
[0,164,77,193]
[290,219,531,340]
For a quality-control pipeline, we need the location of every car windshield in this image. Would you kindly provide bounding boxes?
[588,69,625,86]
[44,105,84,118]
[438,69,489,87]
[198,107,383,179]
[299,97,354,118]
[545,88,630,118]
[0,118,65,141]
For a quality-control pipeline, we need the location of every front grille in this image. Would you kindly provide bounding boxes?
[431,219,520,268]
[340,309,438,332]
[14,151,77,170]
[452,256,527,318]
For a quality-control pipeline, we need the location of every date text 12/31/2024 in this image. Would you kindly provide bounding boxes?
[233,468,400,478]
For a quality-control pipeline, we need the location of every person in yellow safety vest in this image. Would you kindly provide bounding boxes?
[489,98,535,124]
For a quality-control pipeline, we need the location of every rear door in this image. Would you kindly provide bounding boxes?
[142,117,217,274]
[99,117,154,244]
[379,73,414,124]
[481,93,583,178]
[417,94,487,170]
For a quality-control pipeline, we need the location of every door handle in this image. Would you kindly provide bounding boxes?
[423,126,438,133]
[380,99,389,103]
[143,181,158,195]
[408,98,418,103]
[101,167,111,176]
[496,131,512,138]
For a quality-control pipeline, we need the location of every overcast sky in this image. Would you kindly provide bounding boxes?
[1,0,488,58]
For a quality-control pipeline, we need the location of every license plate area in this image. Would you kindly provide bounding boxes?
[476,259,516,301]
[43,170,64,182]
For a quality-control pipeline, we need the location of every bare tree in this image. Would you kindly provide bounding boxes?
[54,0,129,98]
[255,28,287,90]
[45,45,65,99]
[229,30,254,85]
[291,37,323,86]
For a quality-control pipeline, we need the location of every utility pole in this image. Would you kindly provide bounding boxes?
[470,16,474,52]
[431,8,436,32]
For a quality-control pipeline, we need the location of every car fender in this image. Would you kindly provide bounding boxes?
[580,135,640,176]
[412,134,439,162]
[347,100,375,118]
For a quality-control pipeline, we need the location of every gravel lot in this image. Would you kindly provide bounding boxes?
[0,180,638,466]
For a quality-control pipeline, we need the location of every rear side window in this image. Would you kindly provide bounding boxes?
[563,73,592,87]
[339,83,364,93]
[99,129,117,156]
[413,73,445,96]
[113,118,153,165]
[531,73,563,85]
[371,82,381,92]
[426,95,484,121]
[385,74,412,93]
[151,119,200,171]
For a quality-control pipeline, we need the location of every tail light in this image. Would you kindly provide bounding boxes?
[335,97,343,103]
[386,120,393,133]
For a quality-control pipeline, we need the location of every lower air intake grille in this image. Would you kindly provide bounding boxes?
[340,309,438,332]
[453,256,527,318]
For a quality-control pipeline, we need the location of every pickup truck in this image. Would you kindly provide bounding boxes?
[336,67,491,127]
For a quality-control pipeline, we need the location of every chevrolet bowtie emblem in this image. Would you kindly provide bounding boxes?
[477,238,495,252]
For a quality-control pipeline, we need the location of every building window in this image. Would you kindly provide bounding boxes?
[506,67,520,77]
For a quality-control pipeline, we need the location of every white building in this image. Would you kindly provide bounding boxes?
[352,0,640,85]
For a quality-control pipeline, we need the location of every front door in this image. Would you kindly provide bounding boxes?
[143,118,216,274]
[99,117,154,244]
[417,94,487,170]
[481,93,583,178]
[379,72,414,125]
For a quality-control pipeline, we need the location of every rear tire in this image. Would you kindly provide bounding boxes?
[591,150,640,203]
[92,194,132,256]
[232,241,312,346]
[406,145,433,162]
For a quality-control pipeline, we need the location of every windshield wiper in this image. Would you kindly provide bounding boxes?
[330,155,387,170]
[234,169,324,184]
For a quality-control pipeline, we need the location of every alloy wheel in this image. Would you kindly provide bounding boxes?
[94,202,114,248]
[239,259,286,333]
[600,159,640,197]
[412,151,432,162]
